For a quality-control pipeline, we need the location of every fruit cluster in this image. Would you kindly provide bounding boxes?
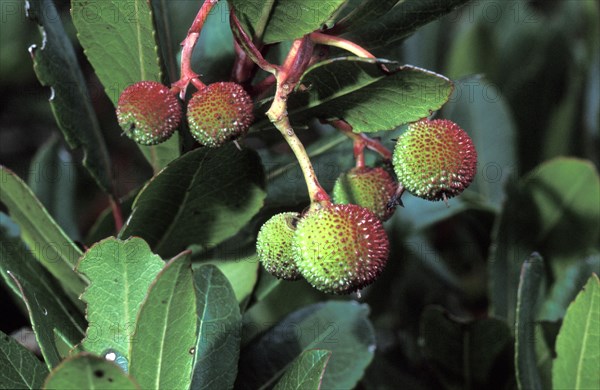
[116,80,253,147]
[257,118,477,294]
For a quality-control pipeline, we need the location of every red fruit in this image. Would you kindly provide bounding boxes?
[116,81,181,145]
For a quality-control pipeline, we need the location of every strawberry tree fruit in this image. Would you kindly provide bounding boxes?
[332,166,398,221]
[256,212,302,281]
[292,204,389,294]
[392,119,477,201]
[116,81,182,145]
[186,82,254,147]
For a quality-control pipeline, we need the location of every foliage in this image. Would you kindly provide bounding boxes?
[0,0,598,389]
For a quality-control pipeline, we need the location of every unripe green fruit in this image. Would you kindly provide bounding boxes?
[332,167,398,221]
[292,204,389,294]
[392,119,477,201]
[256,212,301,281]
[187,82,254,147]
[116,81,182,145]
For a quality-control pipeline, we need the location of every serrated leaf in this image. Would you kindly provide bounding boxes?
[329,0,401,34]
[553,274,600,390]
[237,301,375,389]
[229,0,346,44]
[343,0,471,50]
[515,253,545,390]
[0,330,48,389]
[489,158,600,324]
[269,58,453,133]
[419,306,513,389]
[191,265,241,390]
[129,252,196,390]
[0,220,86,369]
[0,167,85,298]
[76,237,165,360]
[43,353,139,390]
[120,144,266,258]
[274,349,331,390]
[71,0,179,173]
[28,136,79,240]
[26,0,113,193]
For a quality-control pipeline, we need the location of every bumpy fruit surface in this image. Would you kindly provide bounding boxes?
[392,119,477,201]
[116,81,181,145]
[187,82,254,147]
[292,204,389,294]
[332,167,398,221]
[256,212,301,281]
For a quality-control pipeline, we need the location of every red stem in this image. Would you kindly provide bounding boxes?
[330,119,393,161]
[353,140,366,168]
[230,11,278,75]
[109,195,124,232]
[171,0,218,98]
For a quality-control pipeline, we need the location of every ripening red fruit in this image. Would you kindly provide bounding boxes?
[291,204,389,294]
[186,82,254,147]
[116,81,182,145]
[332,167,398,221]
[392,119,477,201]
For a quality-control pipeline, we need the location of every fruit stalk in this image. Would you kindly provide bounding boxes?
[330,119,393,161]
[172,0,219,97]
[266,38,329,205]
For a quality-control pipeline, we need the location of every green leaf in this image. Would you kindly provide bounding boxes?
[191,265,241,390]
[71,0,179,173]
[229,0,346,44]
[0,167,85,298]
[280,58,453,133]
[202,255,260,304]
[120,144,266,258]
[76,237,165,360]
[274,349,331,390]
[489,158,600,324]
[553,274,600,390]
[440,77,517,210]
[541,255,600,322]
[26,0,113,193]
[28,136,79,240]
[0,220,86,369]
[419,306,514,389]
[329,0,401,34]
[129,252,196,390]
[43,353,139,390]
[515,253,545,390]
[237,301,375,389]
[343,0,471,50]
[0,330,48,389]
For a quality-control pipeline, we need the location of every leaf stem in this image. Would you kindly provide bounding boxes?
[309,32,376,59]
[230,11,279,75]
[109,195,124,232]
[171,0,219,98]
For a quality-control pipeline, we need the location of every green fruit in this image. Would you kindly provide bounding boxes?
[116,81,181,145]
[257,212,301,281]
[187,82,254,147]
[392,119,477,201]
[332,167,398,221]
[292,204,389,294]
